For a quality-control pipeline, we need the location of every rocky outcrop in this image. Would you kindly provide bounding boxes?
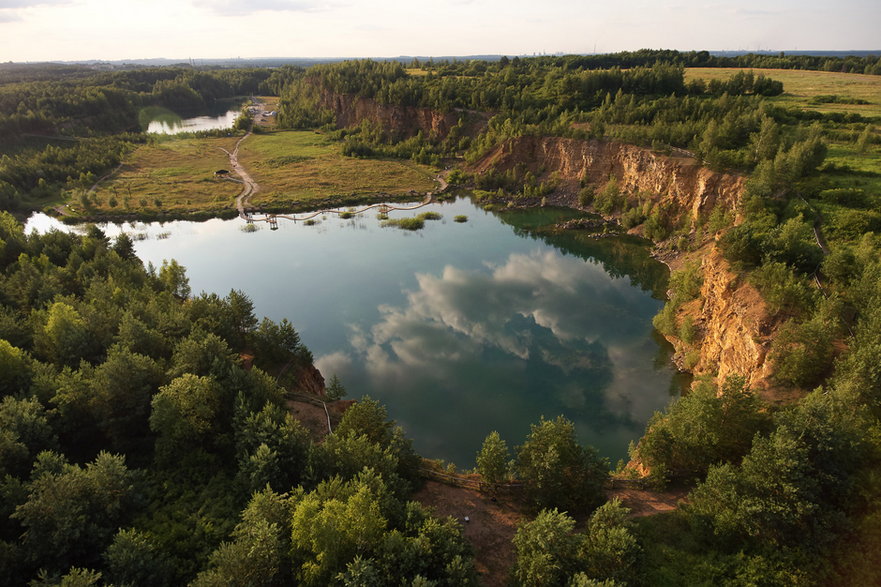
[292,363,326,396]
[671,247,777,395]
[471,135,746,225]
[317,89,487,140]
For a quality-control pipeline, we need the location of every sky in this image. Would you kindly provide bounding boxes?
[0,0,878,62]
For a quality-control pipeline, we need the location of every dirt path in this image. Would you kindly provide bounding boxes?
[415,481,525,586]
[86,162,124,197]
[608,484,687,517]
[415,478,686,586]
[219,100,261,218]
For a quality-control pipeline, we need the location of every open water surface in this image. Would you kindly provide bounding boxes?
[141,100,243,134]
[27,197,680,466]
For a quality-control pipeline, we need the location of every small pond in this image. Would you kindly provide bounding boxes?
[141,99,243,134]
[27,197,680,467]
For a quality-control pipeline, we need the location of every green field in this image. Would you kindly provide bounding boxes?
[238,130,437,208]
[686,67,881,118]
[91,136,241,215]
[88,129,437,216]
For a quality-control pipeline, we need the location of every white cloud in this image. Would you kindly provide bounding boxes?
[337,249,669,422]
[194,0,333,16]
[0,0,70,7]
[314,350,354,379]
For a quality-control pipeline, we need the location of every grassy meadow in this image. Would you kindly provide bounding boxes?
[237,130,437,209]
[86,129,437,217]
[90,136,241,215]
[685,67,881,118]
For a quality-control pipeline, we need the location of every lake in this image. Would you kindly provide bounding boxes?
[27,198,680,467]
[141,100,243,134]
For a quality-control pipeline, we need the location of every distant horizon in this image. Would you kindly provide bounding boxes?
[1,0,878,64]
[7,49,881,67]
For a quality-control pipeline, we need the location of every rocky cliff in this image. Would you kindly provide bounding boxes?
[472,135,746,226]
[674,247,778,396]
[318,89,487,140]
[472,135,778,394]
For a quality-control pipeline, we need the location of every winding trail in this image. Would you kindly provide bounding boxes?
[220,100,449,226]
[220,126,259,217]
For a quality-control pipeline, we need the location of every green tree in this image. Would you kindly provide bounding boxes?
[226,289,257,347]
[104,529,173,587]
[35,301,91,367]
[334,396,393,444]
[513,508,579,586]
[12,451,134,573]
[193,486,293,586]
[169,330,237,379]
[476,431,509,487]
[290,480,388,586]
[0,339,30,397]
[234,401,311,494]
[687,388,872,549]
[326,374,347,401]
[0,395,57,478]
[158,259,190,299]
[90,345,165,455]
[516,416,608,513]
[579,499,641,584]
[633,376,770,483]
[771,314,837,388]
[149,374,223,463]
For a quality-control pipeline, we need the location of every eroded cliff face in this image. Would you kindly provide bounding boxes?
[472,135,746,226]
[673,248,778,396]
[294,363,327,396]
[472,135,777,393]
[318,89,487,139]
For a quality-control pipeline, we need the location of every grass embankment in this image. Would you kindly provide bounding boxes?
[237,130,437,209]
[89,136,241,217]
[85,129,437,219]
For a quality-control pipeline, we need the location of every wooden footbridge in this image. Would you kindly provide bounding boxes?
[242,193,436,230]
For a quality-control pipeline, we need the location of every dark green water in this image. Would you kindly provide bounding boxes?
[27,198,679,467]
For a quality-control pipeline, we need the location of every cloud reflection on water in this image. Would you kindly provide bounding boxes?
[321,249,673,438]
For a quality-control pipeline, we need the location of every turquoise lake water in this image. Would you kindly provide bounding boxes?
[27,197,680,467]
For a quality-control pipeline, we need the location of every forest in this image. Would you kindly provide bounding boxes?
[0,51,880,584]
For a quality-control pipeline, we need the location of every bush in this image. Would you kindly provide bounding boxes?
[818,188,869,208]
[632,376,770,483]
[652,303,678,336]
[669,261,703,304]
[678,316,697,344]
[516,416,608,513]
[578,186,595,207]
[770,314,837,388]
[750,261,815,317]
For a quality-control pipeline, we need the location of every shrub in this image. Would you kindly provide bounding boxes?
[633,376,770,483]
[382,217,425,230]
[669,261,703,304]
[750,261,815,317]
